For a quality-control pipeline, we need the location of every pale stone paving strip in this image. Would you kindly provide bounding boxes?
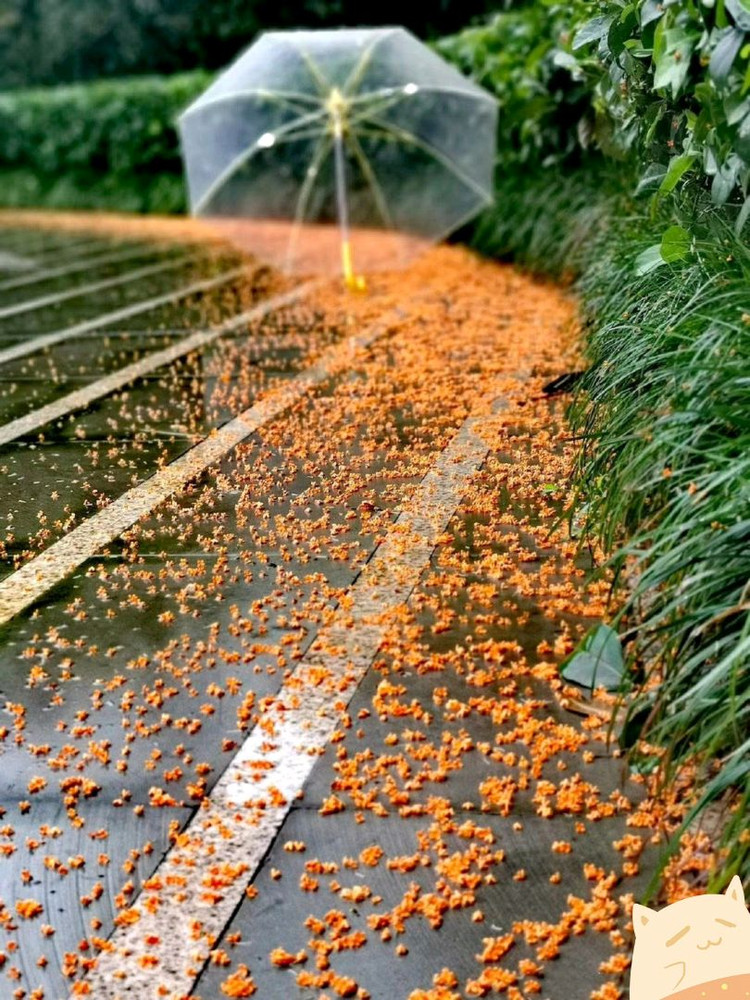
[0,295,393,631]
[0,251,199,320]
[0,241,176,293]
[0,251,37,273]
[0,279,319,448]
[78,385,513,1000]
[0,265,250,365]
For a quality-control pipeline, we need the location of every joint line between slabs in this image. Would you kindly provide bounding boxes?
[0,242,178,294]
[75,389,512,1000]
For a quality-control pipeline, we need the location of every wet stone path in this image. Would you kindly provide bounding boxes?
[0,216,653,1000]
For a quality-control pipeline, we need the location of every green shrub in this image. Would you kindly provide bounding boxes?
[444,1,750,209]
[436,7,591,168]
[0,169,187,213]
[567,0,750,215]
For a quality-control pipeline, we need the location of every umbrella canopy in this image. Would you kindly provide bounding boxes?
[178,27,498,284]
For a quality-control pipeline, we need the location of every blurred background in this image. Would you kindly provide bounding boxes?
[0,0,500,213]
[0,0,497,88]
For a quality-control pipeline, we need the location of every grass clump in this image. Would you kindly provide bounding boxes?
[443,0,750,888]
[474,156,750,888]
[572,197,750,885]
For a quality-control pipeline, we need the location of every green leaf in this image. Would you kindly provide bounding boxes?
[660,224,691,261]
[725,93,750,124]
[734,109,750,158]
[641,0,666,27]
[725,0,750,30]
[653,27,698,97]
[711,157,740,202]
[552,50,581,72]
[636,162,668,194]
[635,244,666,274]
[561,625,626,691]
[658,153,697,194]
[609,9,639,58]
[734,194,750,234]
[709,26,745,85]
[572,15,613,50]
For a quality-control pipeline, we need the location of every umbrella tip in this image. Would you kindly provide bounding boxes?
[345,273,367,293]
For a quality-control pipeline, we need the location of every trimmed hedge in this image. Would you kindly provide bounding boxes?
[0,0,499,91]
[0,71,210,212]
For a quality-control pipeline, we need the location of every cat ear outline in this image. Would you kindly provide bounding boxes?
[633,902,657,935]
[725,875,746,906]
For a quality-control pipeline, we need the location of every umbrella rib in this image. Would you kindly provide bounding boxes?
[286,39,331,97]
[193,108,329,215]
[347,86,405,105]
[344,130,394,230]
[347,89,489,141]
[342,31,394,97]
[286,132,335,271]
[348,93,408,126]
[256,125,331,145]
[347,84,498,107]
[359,116,493,202]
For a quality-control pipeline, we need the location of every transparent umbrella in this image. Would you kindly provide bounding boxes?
[178,27,498,287]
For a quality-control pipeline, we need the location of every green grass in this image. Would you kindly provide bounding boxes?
[470,163,614,279]
[574,197,750,889]
[473,163,750,887]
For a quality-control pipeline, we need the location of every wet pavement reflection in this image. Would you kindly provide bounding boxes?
[0,219,653,1000]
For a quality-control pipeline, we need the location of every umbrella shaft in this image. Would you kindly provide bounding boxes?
[332,120,352,282]
[334,129,349,235]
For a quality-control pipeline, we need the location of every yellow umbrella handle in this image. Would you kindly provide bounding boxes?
[341,238,366,292]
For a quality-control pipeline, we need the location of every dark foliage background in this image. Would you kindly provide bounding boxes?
[0,0,498,90]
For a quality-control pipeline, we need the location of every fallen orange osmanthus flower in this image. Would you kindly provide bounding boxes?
[269,947,307,967]
[220,963,257,997]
